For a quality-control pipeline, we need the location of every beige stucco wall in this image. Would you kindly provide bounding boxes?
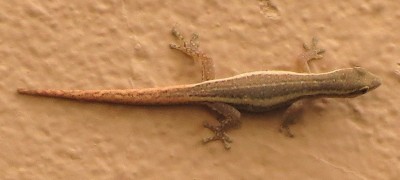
[1,0,399,179]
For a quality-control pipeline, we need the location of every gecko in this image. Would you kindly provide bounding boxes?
[17,27,381,149]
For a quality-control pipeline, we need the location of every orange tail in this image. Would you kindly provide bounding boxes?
[17,86,197,105]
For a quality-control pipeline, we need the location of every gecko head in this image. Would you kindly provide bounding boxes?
[342,67,381,97]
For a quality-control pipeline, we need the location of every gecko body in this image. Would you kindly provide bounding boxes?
[18,28,381,149]
[18,68,380,110]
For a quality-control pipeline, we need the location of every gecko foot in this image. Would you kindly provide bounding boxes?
[303,37,325,60]
[202,123,233,150]
[169,27,201,55]
[299,37,325,73]
[279,124,295,138]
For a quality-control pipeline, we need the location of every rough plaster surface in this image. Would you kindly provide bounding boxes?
[1,0,399,179]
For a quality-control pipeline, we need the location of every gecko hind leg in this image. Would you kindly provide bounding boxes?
[298,37,325,73]
[203,103,241,150]
[169,27,215,81]
[279,38,325,137]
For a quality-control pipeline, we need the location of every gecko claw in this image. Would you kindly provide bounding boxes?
[202,123,233,149]
[279,125,295,138]
[169,43,181,50]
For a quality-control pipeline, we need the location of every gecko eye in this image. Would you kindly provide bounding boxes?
[358,86,369,94]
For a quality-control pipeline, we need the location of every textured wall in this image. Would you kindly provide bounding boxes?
[1,0,399,179]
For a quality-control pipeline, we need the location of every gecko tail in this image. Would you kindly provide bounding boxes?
[18,88,46,95]
[17,86,198,105]
[18,88,81,97]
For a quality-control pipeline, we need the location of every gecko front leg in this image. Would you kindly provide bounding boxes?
[395,63,400,77]
[169,27,241,149]
[297,37,325,73]
[280,38,325,137]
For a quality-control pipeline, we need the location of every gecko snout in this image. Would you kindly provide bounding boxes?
[369,78,381,90]
[363,71,381,92]
[353,67,381,91]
